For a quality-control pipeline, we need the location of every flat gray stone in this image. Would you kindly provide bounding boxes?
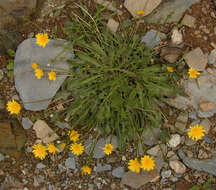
[0,153,4,161]
[65,157,76,169]
[14,38,73,111]
[178,149,216,176]
[112,167,125,178]
[94,163,111,173]
[181,14,196,28]
[142,126,161,146]
[22,117,33,130]
[36,162,46,169]
[144,0,201,24]
[208,49,216,65]
[56,121,71,129]
[141,29,166,49]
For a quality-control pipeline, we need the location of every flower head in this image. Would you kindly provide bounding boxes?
[34,68,44,79]
[36,33,50,48]
[47,143,58,154]
[187,124,206,141]
[103,144,114,155]
[167,67,174,72]
[32,144,47,160]
[141,155,155,171]
[68,130,80,142]
[128,158,141,173]
[32,62,38,69]
[137,10,144,15]
[70,143,84,155]
[7,100,21,114]
[188,68,200,78]
[81,165,92,175]
[48,71,56,81]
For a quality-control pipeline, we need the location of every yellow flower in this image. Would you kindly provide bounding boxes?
[81,165,92,175]
[48,71,56,81]
[59,143,66,150]
[187,124,206,141]
[70,143,84,155]
[47,143,58,154]
[68,130,80,142]
[32,62,38,69]
[32,144,47,160]
[137,10,144,15]
[188,68,200,78]
[7,100,21,114]
[128,158,141,173]
[35,33,50,48]
[103,144,114,155]
[167,66,174,72]
[34,68,44,79]
[141,155,155,171]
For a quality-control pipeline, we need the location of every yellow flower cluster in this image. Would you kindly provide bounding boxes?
[188,68,200,78]
[128,155,155,173]
[36,33,50,48]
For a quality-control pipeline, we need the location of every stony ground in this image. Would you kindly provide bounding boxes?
[1,0,216,189]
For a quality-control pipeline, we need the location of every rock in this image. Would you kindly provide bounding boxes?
[184,47,207,71]
[178,149,216,176]
[141,29,166,49]
[0,69,3,81]
[185,137,196,146]
[144,0,201,24]
[160,47,182,63]
[107,18,119,33]
[168,134,181,148]
[208,49,216,65]
[203,135,214,144]
[112,167,125,178]
[189,111,197,120]
[33,120,59,143]
[56,121,71,129]
[95,163,111,173]
[181,14,196,28]
[169,160,186,174]
[14,38,73,111]
[0,153,4,161]
[166,95,191,110]
[124,0,162,17]
[161,170,172,178]
[121,169,160,189]
[200,119,211,134]
[171,28,183,45]
[65,157,76,169]
[22,117,33,130]
[147,144,167,157]
[175,112,188,133]
[185,150,193,158]
[142,126,161,146]
[198,149,208,159]
[199,101,215,112]
[0,120,26,159]
[36,163,46,169]
[95,0,123,15]
[184,70,216,118]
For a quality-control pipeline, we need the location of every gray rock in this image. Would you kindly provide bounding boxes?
[181,14,196,28]
[95,163,111,173]
[14,38,73,111]
[171,28,183,45]
[107,18,119,33]
[169,160,186,174]
[166,95,191,110]
[175,112,188,133]
[142,126,161,146]
[144,0,201,24]
[178,149,216,176]
[200,118,211,134]
[185,137,196,146]
[22,117,33,129]
[0,153,4,161]
[167,134,181,148]
[208,49,216,65]
[65,157,76,169]
[141,29,166,49]
[36,163,46,169]
[161,170,172,178]
[0,69,3,81]
[203,135,214,144]
[56,121,71,129]
[189,111,197,120]
[147,144,167,157]
[85,135,117,159]
[112,167,125,178]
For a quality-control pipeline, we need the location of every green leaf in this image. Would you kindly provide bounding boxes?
[7,49,15,57]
